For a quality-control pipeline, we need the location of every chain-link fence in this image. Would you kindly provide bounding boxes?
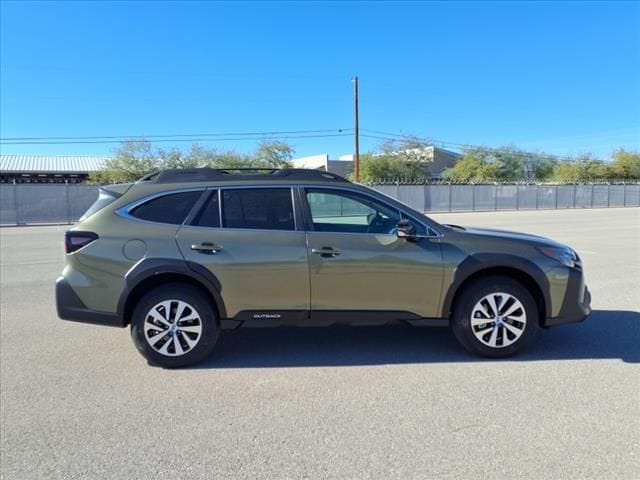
[1,181,639,226]
[1,183,99,226]
[371,182,640,213]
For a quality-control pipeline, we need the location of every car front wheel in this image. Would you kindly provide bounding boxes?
[451,276,539,358]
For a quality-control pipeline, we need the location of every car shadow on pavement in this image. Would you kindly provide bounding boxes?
[192,310,639,368]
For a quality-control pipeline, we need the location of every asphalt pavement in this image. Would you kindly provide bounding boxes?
[1,207,638,479]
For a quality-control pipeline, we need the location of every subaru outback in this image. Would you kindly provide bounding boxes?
[56,168,591,367]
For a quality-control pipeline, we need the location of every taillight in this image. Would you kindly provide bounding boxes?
[65,231,98,254]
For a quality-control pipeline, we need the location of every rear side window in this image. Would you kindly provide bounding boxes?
[222,188,294,231]
[130,191,202,225]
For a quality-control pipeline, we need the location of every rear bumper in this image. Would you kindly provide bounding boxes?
[56,276,125,327]
[544,268,591,327]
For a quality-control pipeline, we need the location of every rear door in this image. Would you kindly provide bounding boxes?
[302,187,443,318]
[176,187,309,321]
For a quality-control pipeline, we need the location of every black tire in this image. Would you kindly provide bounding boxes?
[451,275,539,358]
[130,283,219,368]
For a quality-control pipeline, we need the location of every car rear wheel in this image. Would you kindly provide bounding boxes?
[451,276,539,358]
[131,284,219,368]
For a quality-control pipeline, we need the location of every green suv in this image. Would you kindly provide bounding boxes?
[56,168,591,367]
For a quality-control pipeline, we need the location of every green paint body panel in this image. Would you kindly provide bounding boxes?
[176,226,310,317]
[306,231,443,316]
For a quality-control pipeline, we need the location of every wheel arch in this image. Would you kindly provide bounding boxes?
[442,255,550,326]
[117,258,227,325]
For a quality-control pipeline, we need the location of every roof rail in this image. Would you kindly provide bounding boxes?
[147,168,350,184]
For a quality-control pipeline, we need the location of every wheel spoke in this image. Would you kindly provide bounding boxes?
[506,312,526,324]
[177,314,199,324]
[495,294,505,314]
[487,326,499,347]
[501,301,522,318]
[173,335,184,355]
[477,302,492,318]
[158,336,174,355]
[145,321,167,334]
[486,295,499,318]
[471,315,493,327]
[181,331,198,349]
[152,332,168,347]
[149,309,170,328]
[503,321,524,336]
[475,324,495,335]
[178,325,202,334]
[174,301,188,322]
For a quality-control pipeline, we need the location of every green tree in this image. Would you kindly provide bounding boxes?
[90,140,158,184]
[89,139,295,183]
[552,160,582,182]
[442,156,499,182]
[444,145,532,181]
[253,140,294,168]
[609,148,640,179]
[551,153,611,181]
[580,155,610,180]
[358,136,433,183]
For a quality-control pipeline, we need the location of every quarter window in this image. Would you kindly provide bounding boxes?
[222,188,295,231]
[130,191,202,225]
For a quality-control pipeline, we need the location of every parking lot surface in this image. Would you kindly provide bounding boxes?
[1,207,639,479]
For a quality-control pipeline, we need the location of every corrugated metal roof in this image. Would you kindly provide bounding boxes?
[0,155,111,173]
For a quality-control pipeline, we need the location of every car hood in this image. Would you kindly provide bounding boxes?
[446,225,567,248]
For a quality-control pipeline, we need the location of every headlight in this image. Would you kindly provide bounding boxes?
[537,247,579,268]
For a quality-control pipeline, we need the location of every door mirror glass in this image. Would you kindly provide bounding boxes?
[396,219,417,239]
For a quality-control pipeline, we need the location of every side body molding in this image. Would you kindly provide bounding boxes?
[117,257,227,321]
[440,253,551,318]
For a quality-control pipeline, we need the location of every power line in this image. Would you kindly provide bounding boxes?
[1,128,352,142]
[360,130,580,162]
[0,133,353,145]
[1,65,350,80]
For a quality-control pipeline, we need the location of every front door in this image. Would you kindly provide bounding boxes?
[303,187,443,318]
[176,187,309,320]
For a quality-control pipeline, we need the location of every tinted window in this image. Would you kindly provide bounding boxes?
[192,191,220,228]
[222,188,294,230]
[130,191,201,225]
[306,189,402,234]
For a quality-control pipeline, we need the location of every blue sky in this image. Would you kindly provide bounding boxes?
[1,0,639,160]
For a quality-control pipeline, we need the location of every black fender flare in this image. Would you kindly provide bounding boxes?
[440,253,551,318]
[116,258,227,321]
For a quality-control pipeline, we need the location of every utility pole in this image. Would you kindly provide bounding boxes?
[353,76,360,182]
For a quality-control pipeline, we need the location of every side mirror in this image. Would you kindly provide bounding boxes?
[396,219,417,240]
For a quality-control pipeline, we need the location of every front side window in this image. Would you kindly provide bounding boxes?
[222,188,295,231]
[305,189,402,234]
[130,190,202,225]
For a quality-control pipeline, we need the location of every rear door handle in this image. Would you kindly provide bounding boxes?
[311,247,341,258]
[191,242,223,254]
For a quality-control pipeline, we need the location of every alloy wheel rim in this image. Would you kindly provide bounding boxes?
[470,292,527,348]
[143,300,203,357]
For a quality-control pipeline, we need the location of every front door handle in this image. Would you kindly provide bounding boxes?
[191,242,223,254]
[311,247,341,258]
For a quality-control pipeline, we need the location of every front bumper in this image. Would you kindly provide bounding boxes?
[544,268,591,327]
[56,276,124,327]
